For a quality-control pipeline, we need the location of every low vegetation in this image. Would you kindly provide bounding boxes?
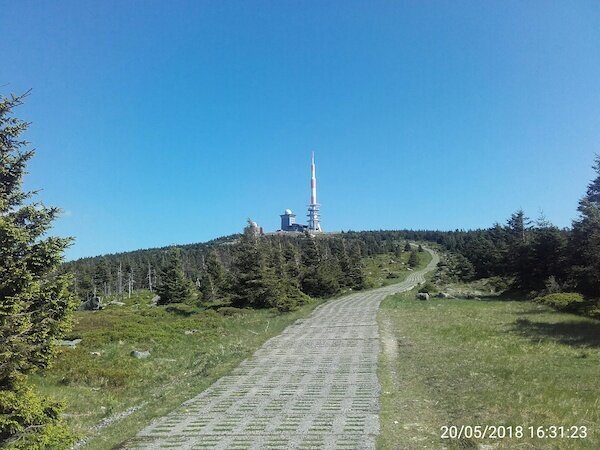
[378,288,600,449]
[31,291,325,449]
[364,246,430,288]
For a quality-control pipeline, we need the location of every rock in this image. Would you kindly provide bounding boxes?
[437,292,451,299]
[80,295,102,311]
[59,338,82,347]
[131,350,151,359]
[416,292,429,301]
[150,295,160,306]
[110,301,125,306]
[90,351,101,356]
[184,330,198,335]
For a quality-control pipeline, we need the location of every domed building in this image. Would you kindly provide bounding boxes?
[280,209,307,232]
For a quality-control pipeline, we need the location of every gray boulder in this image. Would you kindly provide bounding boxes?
[437,292,451,299]
[131,350,151,359]
[59,338,82,348]
[80,295,102,311]
[416,292,429,301]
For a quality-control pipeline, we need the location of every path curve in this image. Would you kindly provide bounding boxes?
[127,249,439,450]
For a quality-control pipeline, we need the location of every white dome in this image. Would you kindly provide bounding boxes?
[284,209,293,215]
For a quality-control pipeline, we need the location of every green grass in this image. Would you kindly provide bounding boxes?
[378,291,600,449]
[364,249,430,287]
[32,292,324,449]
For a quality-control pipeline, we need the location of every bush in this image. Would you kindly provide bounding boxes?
[164,303,202,316]
[535,292,585,312]
[418,282,436,294]
[216,306,246,316]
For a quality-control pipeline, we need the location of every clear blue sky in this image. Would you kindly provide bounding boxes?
[2,1,599,260]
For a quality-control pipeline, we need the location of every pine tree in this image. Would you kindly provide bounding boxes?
[231,220,281,308]
[198,250,227,302]
[347,242,367,289]
[569,155,600,295]
[282,243,301,286]
[156,248,196,305]
[408,250,419,268]
[404,242,412,252]
[505,209,534,286]
[0,93,77,448]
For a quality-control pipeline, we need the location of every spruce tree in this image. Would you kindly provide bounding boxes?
[231,220,282,308]
[408,250,419,268]
[0,93,77,448]
[156,248,196,305]
[347,242,367,289]
[198,250,227,302]
[570,155,600,295]
[404,242,412,252]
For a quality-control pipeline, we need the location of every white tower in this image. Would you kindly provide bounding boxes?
[307,151,322,232]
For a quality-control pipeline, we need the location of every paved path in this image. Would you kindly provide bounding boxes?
[128,250,439,450]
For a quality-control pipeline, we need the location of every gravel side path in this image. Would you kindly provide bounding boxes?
[127,250,439,450]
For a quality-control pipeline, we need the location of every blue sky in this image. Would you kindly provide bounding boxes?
[2,1,599,260]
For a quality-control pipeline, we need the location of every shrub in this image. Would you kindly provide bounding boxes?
[164,303,202,316]
[216,306,246,316]
[535,292,585,312]
[418,282,436,294]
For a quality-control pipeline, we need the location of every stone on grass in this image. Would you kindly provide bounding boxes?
[80,296,102,311]
[131,350,151,359]
[59,338,82,348]
[437,292,451,299]
[416,292,429,300]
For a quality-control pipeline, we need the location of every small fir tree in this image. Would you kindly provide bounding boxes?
[156,248,196,305]
[0,93,77,448]
[408,250,419,268]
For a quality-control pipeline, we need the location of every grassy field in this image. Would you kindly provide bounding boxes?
[30,246,429,448]
[364,249,430,288]
[378,290,600,449]
[32,293,324,449]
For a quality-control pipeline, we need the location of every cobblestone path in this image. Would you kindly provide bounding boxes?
[127,251,439,450]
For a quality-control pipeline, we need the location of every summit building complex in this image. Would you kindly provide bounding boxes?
[279,152,322,233]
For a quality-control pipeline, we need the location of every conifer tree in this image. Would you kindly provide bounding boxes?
[231,220,282,308]
[404,242,412,252]
[347,242,367,289]
[282,243,301,286]
[0,93,77,448]
[299,232,341,297]
[198,250,227,302]
[569,155,600,295]
[408,250,419,268]
[156,248,196,305]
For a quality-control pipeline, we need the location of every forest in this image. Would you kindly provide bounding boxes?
[63,154,600,309]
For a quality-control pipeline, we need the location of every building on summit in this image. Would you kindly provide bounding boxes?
[280,209,307,232]
[279,152,322,233]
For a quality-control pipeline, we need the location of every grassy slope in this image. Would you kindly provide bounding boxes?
[364,250,430,288]
[30,247,430,448]
[378,291,600,449]
[32,293,324,449]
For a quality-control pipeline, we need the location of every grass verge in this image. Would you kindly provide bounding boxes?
[32,294,324,449]
[378,291,600,449]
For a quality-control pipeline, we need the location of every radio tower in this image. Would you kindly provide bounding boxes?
[307,151,322,232]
